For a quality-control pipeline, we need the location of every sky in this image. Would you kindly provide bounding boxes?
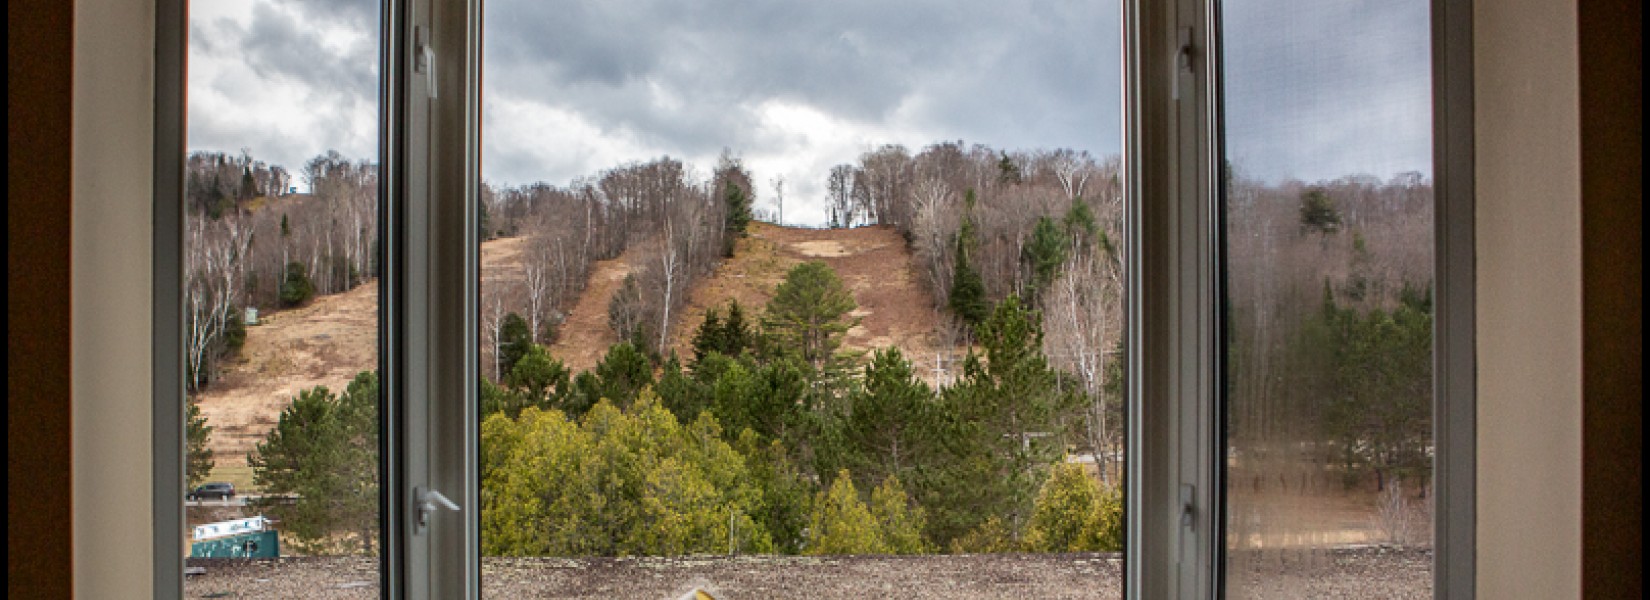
[187,0,1431,226]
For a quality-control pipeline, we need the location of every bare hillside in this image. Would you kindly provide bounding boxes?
[197,226,958,489]
[196,237,527,488]
[668,222,959,380]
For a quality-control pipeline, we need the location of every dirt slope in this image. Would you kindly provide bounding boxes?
[543,254,633,374]
[667,222,958,380]
[196,237,526,486]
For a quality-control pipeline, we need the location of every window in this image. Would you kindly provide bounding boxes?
[152,0,1476,597]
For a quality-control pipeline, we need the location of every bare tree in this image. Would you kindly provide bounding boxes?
[184,213,254,390]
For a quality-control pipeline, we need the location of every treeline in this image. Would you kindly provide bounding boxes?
[816,143,1129,479]
[184,150,378,392]
[478,260,1122,557]
[480,152,754,377]
[1225,170,1435,494]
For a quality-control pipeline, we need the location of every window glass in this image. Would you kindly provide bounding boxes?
[181,0,383,594]
[478,1,1128,596]
[1218,0,1435,597]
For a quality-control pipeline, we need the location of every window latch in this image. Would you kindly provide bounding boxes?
[415,26,437,99]
[413,486,461,536]
[1173,26,1193,100]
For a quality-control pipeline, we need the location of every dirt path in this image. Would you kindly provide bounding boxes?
[669,222,961,383]
[544,254,633,373]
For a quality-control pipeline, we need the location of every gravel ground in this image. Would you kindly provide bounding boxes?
[184,547,1427,599]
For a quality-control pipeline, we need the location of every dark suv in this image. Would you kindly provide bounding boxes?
[187,482,236,501]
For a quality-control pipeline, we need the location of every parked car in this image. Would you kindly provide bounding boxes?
[188,482,236,501]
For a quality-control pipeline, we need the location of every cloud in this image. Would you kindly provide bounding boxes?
[187,0,379,171]
[185,0,1438,223]
[479,0,1124,222]
[1219,0,1433,183]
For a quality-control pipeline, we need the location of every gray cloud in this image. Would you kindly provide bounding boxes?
[480,0,1125,206]
[186,0,1433,222]
[187,0,379,173]
[1220,0,1433,184]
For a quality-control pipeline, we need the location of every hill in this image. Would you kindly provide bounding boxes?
[195,224,961,490]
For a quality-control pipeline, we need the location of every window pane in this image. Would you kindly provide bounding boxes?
[1218,1,1434,597]
[478,1,1127,596]
[182,0,382,595]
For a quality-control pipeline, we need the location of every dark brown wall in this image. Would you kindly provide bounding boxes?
[1579,0,1643,597]
[8,0,76,598]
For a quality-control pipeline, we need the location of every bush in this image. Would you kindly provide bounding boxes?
[1024,462,1122,552]
[806,470,887,555]
[278,261,314,307]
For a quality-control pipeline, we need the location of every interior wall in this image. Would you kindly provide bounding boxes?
[71,0,157,597]
[1474,0,1584,597]
[9,0,76,597]
[1578,0,1643,596]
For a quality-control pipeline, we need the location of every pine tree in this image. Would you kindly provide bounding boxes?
[186,398,215,487]
[248,371,379,554]
[1022,216,1069,305]
[949,191,990,325]
[762,262,859,370]
[504,345,569,416]
[839,348,935,491]
[927,295,1072,545]
[497,312,534,376]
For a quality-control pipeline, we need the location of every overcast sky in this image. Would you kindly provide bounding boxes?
[188,0,1430,225]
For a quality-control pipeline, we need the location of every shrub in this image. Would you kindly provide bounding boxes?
[278,261,314,306]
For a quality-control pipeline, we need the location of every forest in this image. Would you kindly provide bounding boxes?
[184,141,1432,556]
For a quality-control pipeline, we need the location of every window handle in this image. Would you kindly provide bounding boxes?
[415,26,437,99]
[1173,26,1193,100]
[414,486,461,535]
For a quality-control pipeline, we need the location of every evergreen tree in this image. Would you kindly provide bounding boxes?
[504,345,569,417]
[870,475,929,554]
[567,342,654,416]
[926,296,1071,545]
[762,261,859,370]
[496,312,534,376]
[719,182,752,257]
[949,192,990,325]
[1021,216,1069,305]
[691,302,754,365]
[837,348,936,492]
[248,371,379,554]
[1024,462,1121,552]
[480,393,772,557]
[1299,188,1343,234]
[186,398,215,488]
[806,470,887,555]
[735,431,813,554]
[279,261,314,307]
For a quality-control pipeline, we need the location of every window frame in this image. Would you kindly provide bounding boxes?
[151,0,1475,597]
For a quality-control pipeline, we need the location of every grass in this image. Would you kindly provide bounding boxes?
[202,464,261,495]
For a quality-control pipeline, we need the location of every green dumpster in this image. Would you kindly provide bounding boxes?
[189,530,280,558]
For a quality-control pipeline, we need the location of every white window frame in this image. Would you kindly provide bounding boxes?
[152,0,1475,597]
